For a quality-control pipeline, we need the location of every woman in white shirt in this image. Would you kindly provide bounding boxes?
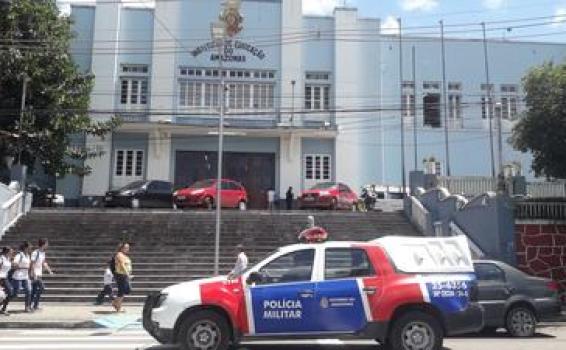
[0,246,14,316]
[12,242,32,313]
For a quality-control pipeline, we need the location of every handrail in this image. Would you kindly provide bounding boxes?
[515,201,566,220]
[409,195,431,236]
[0,191,31,239]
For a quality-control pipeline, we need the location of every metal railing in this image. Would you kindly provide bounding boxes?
[527,182,566,198]
[438,176,496,197]
[515,201,566,220]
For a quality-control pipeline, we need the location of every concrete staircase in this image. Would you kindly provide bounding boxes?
[0,209,420,303]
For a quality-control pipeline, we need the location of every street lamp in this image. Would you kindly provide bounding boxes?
[211,0,243,276]
[290,80,296,124]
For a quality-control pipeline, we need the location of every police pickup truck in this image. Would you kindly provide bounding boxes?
[143,236,483,350]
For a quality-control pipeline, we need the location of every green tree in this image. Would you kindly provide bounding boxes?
[0,0,119,178]
[512,62,566,179]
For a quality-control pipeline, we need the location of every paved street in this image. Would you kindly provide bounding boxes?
[1,325,565,350]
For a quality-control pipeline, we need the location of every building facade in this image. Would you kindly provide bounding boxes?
[59,0,566,208]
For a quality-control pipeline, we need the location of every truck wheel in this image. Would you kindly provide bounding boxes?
[505,306,536,337]
[178,310,231,350]
[387,311,443,350]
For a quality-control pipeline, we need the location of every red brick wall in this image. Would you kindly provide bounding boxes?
[515,223,566,291]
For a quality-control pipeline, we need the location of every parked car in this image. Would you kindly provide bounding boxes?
[474,260,562,337]
[173,179,248,210]
[104,180,173,208]
[144,236,483,350]
[299,182,358,210]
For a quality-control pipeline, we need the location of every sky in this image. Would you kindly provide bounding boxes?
[57,0,566,42]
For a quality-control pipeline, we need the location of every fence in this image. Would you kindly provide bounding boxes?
[515,201,566,221]
[437,176,496,197]
[0,190,32,240]
[527,182,566,198]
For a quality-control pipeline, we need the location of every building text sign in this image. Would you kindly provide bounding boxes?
[191,40,266,63]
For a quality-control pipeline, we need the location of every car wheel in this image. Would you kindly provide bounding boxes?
[178,310,231,350]
[506,306,536,337]
[330,198,338,210]
[238,201,247,211]
[387,310,443,350]
[204,197,214,210]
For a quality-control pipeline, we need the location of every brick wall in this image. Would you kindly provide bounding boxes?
[515,222,566,291]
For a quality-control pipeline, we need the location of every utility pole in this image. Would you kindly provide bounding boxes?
[19,74,30,212]
[398,18,406,196]
[482,22,497,181]
[291,80,296,124]
[440,20,451,177]
[412,46,418,171]
[211,0,243,276]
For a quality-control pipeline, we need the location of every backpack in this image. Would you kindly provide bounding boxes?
[108,254,117,276]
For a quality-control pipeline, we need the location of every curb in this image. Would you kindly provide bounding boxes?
[0,320,100,329]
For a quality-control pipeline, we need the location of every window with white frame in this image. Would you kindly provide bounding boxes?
[447,82,463,128]
[304,154,331,181]
[305,72,331,111]
[500,84,519,120]
[481,84,494,120]
[120,64,149,108]
[114,149,144,178]
[401,81,416,118]
[178,67,275,111]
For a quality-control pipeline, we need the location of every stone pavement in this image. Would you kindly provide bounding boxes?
[0,303,143,329]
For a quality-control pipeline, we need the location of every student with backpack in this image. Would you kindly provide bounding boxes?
[111,242,132,313]
[11,242,33,312]
[30,239,53,311]
[0,246,15,316]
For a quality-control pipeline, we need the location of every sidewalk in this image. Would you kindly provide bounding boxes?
[0,303,143,329]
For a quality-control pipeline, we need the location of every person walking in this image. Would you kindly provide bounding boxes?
[94,266,114,305]
[286,187,294,210]
[11,242,32,312]
[227,244,248,280]
[111,243,132,313]
[0,247,15,316]
[30,239,53,311]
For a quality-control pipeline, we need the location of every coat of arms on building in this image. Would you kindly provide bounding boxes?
[220,0,243,38]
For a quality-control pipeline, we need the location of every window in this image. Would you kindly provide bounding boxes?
[423,94,441,128]
[448,94,462,127]
[114,150,144,177]
[448,82,462,91]
[474,263,505,282]
[500,85,519,120]
[423,158,443,175]
[120,78,148,107]
[481,96,494,120]
[325,248,375,280]
[305,85,330,111]
[258,249,315,284]
[121,64,148,74]
[423,81,440,90]
[304,154,331,181]
[402,93,416,118]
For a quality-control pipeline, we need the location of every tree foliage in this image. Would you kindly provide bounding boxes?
[512,62,566,179]
[0,0,119,177]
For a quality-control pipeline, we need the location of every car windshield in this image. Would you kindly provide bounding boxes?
[190,180,215,189]
[310,183,336,190]
[119,181,146,191]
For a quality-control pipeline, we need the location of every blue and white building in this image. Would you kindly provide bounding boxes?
[60,0,566,208]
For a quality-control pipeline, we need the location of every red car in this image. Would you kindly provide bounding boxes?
[173,179,248,210]
[299,182,358,210]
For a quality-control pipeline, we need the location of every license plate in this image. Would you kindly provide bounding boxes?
[304,197,314,202]
[177,196,186,200]
[105,196,112,201]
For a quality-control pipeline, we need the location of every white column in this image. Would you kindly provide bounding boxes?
[150,0,181,122]
[82,135,112,196]
[146,129,172,181]
[280,0,303,124]
[279,135,302,197]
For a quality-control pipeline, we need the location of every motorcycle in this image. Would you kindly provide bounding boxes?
[360,187,377,211]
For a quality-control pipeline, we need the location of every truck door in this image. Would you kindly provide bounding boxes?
[313,247,378,333]
[248,249,318,334]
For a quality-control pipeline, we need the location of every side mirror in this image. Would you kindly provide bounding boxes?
[246,272,263,285]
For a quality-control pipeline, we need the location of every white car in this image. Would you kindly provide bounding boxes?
[143,236,483,350]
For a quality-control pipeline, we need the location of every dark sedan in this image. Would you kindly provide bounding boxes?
[474,260,562,337]
[104,180,173,208]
